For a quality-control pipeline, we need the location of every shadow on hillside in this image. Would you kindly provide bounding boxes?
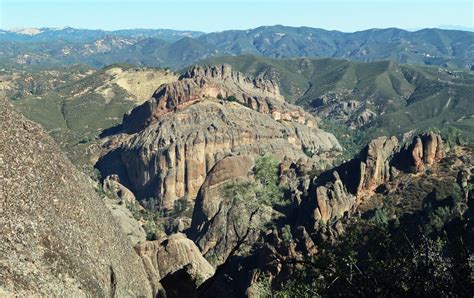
[99,124,123,138]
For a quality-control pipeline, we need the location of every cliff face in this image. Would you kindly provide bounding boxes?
[187,155,277,266]
[122,64,286,133]
[98,64,342,210]
[0,98,152,296]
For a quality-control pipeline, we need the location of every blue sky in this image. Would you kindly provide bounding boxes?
[1,0,473,32]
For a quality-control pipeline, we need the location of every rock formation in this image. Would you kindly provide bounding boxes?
[196,132,450,297]
[302,133,445,231]
[103,174,137,205]
[312,172,356,225]
[0,98,152,296]
[356,136,399,195]
[135,233,215,294]
[403,132,446,172]
[98,64,341,210]
[123,64,287,133]
[188,155,278,265]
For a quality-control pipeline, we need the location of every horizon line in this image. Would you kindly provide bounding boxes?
[2,24,474,34]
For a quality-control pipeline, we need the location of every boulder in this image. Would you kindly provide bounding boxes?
[103,174,137,205]
[135,233,215,287]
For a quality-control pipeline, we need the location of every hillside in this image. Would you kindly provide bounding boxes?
[4,64,178,165]
[1,26,472,69]
[198,55,474,147]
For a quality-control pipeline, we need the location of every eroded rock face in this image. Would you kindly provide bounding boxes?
[98,64,341,210]
[135,233,215,290]
[123,64,291,133]
[313,172,356,225]
[406,132,446,172]
[357,136,399,195]
[0,98,152,296]
[300,136,398,230]
[188,156,278,266]
[302,133,445,232]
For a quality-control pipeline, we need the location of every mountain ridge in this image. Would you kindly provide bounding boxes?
[1,25,472,69]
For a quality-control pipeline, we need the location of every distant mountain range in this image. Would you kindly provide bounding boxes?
[0,27,204,42]
[0,26,473,70]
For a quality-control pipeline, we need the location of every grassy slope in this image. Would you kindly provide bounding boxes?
[8,65,145,164]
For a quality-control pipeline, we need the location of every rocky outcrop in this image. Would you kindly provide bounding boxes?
[354,108,377,127]
[313,172,356,225]
[122,64,320,134]
[302,133,445,232]
[188,156,278,265]
[199,132,451,297]
[403,132,446,172]
[300,136,398,228]
[135,233,215,291]
[103,174,137,205]
[191,155,254,227]
[356,136,399,195]
[309,90,380,129]
[0,98,152,296]
[98,65,341,210]
[123,64,288,133]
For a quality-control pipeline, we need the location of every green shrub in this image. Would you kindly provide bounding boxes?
[225,95,237,102]
[222,154,284,207]
[281,225,293,245]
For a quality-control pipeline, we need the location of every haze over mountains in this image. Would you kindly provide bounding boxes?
[1,25,473,69]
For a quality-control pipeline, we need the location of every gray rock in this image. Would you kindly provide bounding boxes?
[0,98,152,296]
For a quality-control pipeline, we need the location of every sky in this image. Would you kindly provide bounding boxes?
[1,0,473,33]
